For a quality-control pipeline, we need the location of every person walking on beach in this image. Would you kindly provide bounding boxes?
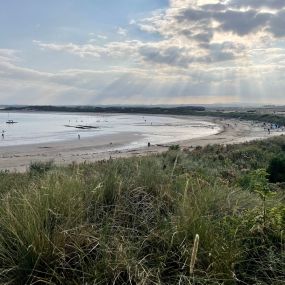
[78,134,81,140]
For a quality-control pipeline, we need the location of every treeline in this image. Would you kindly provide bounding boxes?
[3,105,206,114]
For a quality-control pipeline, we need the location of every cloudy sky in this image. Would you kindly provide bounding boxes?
[1,0,285,105]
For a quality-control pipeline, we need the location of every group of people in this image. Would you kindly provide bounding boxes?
[263,122,285,134]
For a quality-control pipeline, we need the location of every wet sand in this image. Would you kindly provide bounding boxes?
[0,116,283,172]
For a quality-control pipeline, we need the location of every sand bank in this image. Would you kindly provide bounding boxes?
[0,116,283,172]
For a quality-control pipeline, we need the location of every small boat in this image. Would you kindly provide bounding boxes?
[6,120,18,124]
[6,113,18,124]
[64,124,99,130]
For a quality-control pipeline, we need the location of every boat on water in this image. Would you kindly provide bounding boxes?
[64,124,99,130]
[6,119,18,124]
[6,113,18,124]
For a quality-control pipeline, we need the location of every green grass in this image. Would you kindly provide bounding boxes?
[0,136,285,284]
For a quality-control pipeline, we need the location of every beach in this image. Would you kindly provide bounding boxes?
[0,115,283,172]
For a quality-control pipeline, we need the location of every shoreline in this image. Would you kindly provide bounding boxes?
[0,116,284,172]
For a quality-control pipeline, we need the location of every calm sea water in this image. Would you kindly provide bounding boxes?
[0,112,220,147]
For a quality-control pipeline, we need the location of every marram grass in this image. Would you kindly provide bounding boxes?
[0,136,285,284]
[190,234,199,275]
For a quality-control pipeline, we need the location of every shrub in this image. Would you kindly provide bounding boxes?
[168,144,180,151]
[267,155,285,183]
[29,160,54,174]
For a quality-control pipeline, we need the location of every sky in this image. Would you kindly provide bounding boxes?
[0,0,285,106]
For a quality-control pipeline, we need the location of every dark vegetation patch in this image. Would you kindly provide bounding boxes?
[268,155,285,183]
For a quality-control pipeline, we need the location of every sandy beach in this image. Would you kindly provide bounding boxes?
[0,116,283,172]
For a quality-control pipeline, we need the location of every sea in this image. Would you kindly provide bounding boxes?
[0,112,220,148]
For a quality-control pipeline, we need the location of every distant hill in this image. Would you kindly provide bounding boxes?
[2,105,206,114]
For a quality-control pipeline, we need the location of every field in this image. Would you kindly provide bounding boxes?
[0,136,285,284]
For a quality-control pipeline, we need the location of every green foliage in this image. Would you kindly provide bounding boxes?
[268,155,285,183]
[168,144,180,151]
[0,137,285,284]
[29,160,54,174]
[247,169,270,197]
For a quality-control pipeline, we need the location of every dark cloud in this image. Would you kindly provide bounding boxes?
[269,10,285,37]
[180,29,193,38]
[176,7,272,37]
[215,10,272,36]
[193,31,213,44]
[138,41,243,67]
[176,8,209,23]
[139,45,189,67]
[208,42,239,62]
[201,3,227,11]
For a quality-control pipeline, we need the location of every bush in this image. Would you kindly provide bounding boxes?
[29,160,54,174]
[168,144,180,151]
[267,155,285,183]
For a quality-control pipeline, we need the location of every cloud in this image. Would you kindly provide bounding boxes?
[117,27,127,36]
[173,5,273,37]
[214,10,272,36]
[34,39,144,59]
[88,34,108,43]
[1,49,285,105]
[33,0,285,71]
[129,0,285,68]
[0,49,20,63]
[98,34,108,40]
[268,9,285,37]
[34,40,104,58]
[0,46,285,104]
[34,37,246,69]
[229,0,285,9]
[4,0,285,105]
[139,45,189,67]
